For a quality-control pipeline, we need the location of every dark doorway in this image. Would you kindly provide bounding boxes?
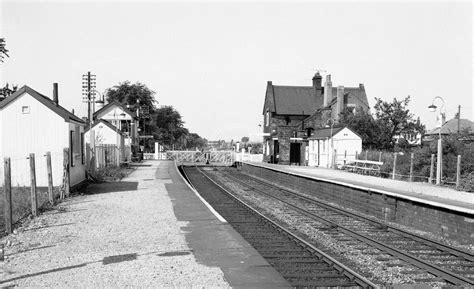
[273,140,279,164]
[290,143,301,165]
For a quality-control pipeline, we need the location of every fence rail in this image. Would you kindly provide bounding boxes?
[346,149,472,191]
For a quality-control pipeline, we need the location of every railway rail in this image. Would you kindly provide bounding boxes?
[209,167,474,287]
[181,166,377,288]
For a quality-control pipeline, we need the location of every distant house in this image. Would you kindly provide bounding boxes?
[262,73,369,165]
[307,126,362,168]
[423,118,474,143]
[0,84,86,187]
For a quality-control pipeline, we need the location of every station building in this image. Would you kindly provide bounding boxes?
[262,73,369,165]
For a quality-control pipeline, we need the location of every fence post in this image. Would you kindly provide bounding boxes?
[378,151,382,163]
[63,148,70,198]
[46,152,54,205]
[456,155,461,189]
[429,154,435,184]
[29,153,38,217]
[365,150,368,161]
[409,153,414,182]
[3,158,12,234]
[392,152,397,180]
[355,151,358,160]
[333,149,337,169]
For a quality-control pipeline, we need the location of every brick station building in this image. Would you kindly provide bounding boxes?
[262,73,370,165]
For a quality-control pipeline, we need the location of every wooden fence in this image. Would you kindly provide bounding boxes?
[1,149,70,235]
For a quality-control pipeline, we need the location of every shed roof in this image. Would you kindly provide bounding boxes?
[94,101,135,120]
[84,119,125,136]
[308,126,345,139]
[272,85,320,115]
[0,85,85,124]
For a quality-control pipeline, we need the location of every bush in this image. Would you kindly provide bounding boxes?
[91,166,129,182]
[457,172,474,192]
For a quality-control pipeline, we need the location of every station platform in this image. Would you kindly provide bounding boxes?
[0,160,290,287]
[243,162,474,215]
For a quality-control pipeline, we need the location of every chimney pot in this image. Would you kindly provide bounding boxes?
[312,73,322,90]
[53,83,59,106]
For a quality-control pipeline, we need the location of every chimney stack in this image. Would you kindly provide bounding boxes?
[312,72,322,90]
[336,86,345,120]
[323,75,332,107]
[53,83,59,106]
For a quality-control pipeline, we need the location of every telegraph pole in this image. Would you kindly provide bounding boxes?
[82,72,96,126]
[457,105,461,133]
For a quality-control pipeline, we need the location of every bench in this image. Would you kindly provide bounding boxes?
[343,159,383,176]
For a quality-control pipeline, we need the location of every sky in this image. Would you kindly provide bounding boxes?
[1,1,472,142]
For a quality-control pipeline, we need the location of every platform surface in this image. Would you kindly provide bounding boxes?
[0,160,290,288]
[245,162,474,215]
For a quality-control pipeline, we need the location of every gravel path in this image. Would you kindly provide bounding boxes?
[0,161,229,287]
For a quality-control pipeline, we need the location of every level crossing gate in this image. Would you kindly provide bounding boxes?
[165,150,235,165]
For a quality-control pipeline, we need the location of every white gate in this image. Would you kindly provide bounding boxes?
[165,151,234,165]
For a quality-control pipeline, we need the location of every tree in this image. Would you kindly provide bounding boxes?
[373,96,420,150]
[339,96,424,151]
[0,38,9,63]
[104,81,157,114]
[339,107,380,149]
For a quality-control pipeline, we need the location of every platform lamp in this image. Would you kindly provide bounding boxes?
[428,96,445,185]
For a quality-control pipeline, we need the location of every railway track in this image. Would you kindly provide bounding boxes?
[208,167,474,287]
[181,166,377,288]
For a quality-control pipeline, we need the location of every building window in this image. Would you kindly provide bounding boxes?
[265,110,270,126]
[21,106,30,114]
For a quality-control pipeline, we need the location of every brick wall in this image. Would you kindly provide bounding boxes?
[241,164,473,245]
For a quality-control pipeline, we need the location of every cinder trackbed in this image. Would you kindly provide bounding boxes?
[0,160,289,287]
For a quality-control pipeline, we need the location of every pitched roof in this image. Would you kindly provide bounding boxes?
[84,119,125,136]
[425,118,474,135]
[308,126,345,139]
[328,86,369,109]
[272,85,320,115]
[0,85,85,124]
[93,101,135,120]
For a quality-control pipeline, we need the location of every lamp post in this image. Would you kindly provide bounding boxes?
[428,96,445,185]
[326,118,335,168]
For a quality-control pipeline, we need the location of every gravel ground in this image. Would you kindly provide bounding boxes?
[247,162,474,206]
[0,161,229,287]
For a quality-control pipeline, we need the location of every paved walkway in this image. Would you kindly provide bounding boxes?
[0,161,289,287]
[245,162,474,214]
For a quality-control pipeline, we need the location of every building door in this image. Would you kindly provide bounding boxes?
[273,140,279,164]
[290,143,301,165]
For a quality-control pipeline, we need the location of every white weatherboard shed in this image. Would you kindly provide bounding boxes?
[85,119,125,147]
[84,119,128,163]
[0,85,86,187]
[307,126,362,168]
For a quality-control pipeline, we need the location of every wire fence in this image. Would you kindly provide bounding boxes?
[350,144,474,191]
[0,150,67,234]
